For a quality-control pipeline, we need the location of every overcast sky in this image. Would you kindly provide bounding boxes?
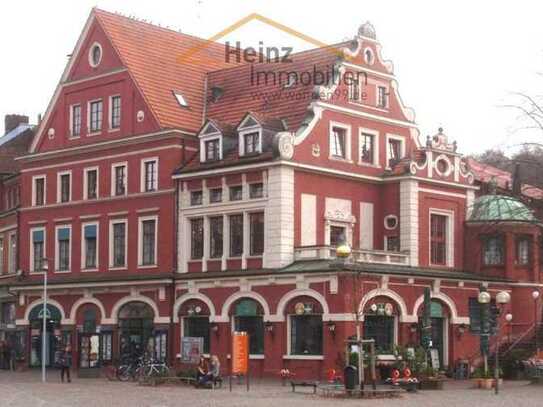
[2,0,543,155]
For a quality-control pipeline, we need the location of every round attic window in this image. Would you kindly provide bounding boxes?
[89,42,102,68]
[384,215,398,230]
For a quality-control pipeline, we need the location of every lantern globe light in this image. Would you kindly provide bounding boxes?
[478,291,491,304]
[496,291,511,304]
[505,313,513,322]
[532,291,540,300]
[336,242,352,259]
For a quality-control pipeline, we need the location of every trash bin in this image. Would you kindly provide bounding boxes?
[344,365,358,390]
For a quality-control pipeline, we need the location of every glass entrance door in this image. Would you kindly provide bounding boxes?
[430,317,445,368]
[79,334,101,369]
[30,321,60,367]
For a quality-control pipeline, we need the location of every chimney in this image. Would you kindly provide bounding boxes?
[4,114,29,135]
[512,162,522,196]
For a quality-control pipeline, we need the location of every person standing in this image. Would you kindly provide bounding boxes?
[9,343,16,371]
[59,345,72,383]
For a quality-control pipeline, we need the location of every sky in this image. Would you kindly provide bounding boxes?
[2,0,543,156]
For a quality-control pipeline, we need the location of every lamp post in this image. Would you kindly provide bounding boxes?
[40,258,50,383]
[494,291,511,395]
[533,290,540,355]
[477,290,491,377]
[505,313,513,343]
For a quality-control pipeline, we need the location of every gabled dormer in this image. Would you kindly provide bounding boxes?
[198,120,223,163]
[236,112,286,157]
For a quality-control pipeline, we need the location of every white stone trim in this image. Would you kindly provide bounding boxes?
[109,218,128,268]
[219,291,271,322]
[111,162,128,197]
[172,292,217,323]
[69,296,107,322]
[24,297,68,323]
[88,41,103,68]
[54,224,72,273]
[276,289,331,319]
[140,157,159,192]
[29,226,46,273]
[428,208,455,267]
[399,180,419,266]
[412,291,462,323]
[83,166,99,200]
[81,221,99,272]
[358,127,380,167]
[358,288,410,322]
[56,170,72,203]
[329,121,352,161]
[108,94,121,131]
[385,133,405,170]
[137,215,158,267]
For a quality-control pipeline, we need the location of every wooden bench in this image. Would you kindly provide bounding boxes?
[291,381,318,394]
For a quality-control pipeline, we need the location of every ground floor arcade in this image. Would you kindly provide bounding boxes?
[6,265,540,379]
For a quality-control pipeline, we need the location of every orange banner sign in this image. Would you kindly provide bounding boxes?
[232,331,249,375]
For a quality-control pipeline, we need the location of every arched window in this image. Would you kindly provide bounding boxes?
[118,302,155,360]
[232,299,264,355]
[287,297,323,356]
[83,308,97,333]
[363,299,398,353]
[180,300,211,354]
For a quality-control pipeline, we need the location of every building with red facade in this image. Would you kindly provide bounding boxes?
[0,9,542,379]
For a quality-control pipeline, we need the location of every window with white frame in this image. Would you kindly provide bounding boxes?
[249,212,264,256]
[82,223,98,270]
[249,183,264,199]
[429,210,453,267]
[209,216,223,259]
[8,233,16,274]
[516,236,531,265]
[229,214,243,257]
[110,95,121,129]
[30,228,45,272]
[330,225,346,247]
[229,186,243,201]
[89,100,103,133]
[58,172,71,203]
[329,124,351,160]
[243,131,260,155]
[84,167,98,200]
[139,217,157,266]
[289,312,323,355]
[209,188,222,203]
[349,77,361,102]
[204,139,220,161]
[141,159,158,192]
[190,218,204,259]
[110,220,127,268]
[112,163,127,196]
[56,226,71,272]
[70,104,82,137]
[32,176,45,206]
[386,135,404,168]
[377,86,388,108]
[359,131,377,165]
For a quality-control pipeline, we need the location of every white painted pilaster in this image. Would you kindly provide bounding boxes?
[399,179,419,266]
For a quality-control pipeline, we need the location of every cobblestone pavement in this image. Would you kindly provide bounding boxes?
[1,371,543,407]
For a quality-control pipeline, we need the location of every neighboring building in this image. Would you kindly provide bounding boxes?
[5,9,542,379]
[0,114,34,358]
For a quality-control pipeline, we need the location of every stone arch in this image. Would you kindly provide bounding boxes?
[358,288,410,322]
[276,289,330,321]
[24,298,68,323]
[219,291,271,322]
[69,297,107,323]
[412,291,459,323]
[172,292,217,323]
[110,295,161,324]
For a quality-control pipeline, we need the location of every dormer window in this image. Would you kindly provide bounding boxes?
[244,132,260,155]
[205,139,220,161]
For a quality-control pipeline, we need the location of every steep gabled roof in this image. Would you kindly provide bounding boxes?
[0,125,34,174]
[94,9,241,133]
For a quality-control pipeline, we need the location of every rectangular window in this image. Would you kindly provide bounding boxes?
[113,164,126,196]
[34,177,45,206]
[331,126,347,158]
[229,186,243,201]
[360,133,375,164]
[290,315,323,355]
[110,96,121,129]
[209,188,222,203]
[71,105,81,137]
[183,317,210,354]
[205,139,220,161]
[330,226,346,247]
[8,234,16,274]
[249,183,264,199]
[31,229,45,272]
[143,160,158,192]
[141,219,156,266]
[483,236,504,266]
[229,214,243,257]
[377,86,388,108]
[57,227,70,272]
[83,224,98,270]
[385,236,400,252]
[244,132,260,154]
[516,237,530,265]
[89,100,103,133]
[364,315,394,353]
[430,214,447,265]
[209,216,223,258]
[112,222,126,267]
[349,78,360,102]
[249,212,264,256]
[59,173,71,203]
[387,138,402,168]
[190,218,204,259]
[85,169,98,200]
[190,191,203,206]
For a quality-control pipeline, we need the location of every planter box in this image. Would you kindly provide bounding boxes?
[419,379,444,390]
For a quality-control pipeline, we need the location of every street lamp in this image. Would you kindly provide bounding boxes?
[494,290,511,395]
[533,290,540,355]
[40,258,50,383]
[477,290,492,379]
[505,313,513,343]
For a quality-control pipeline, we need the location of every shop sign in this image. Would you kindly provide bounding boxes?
[232,331,249,375]
[180,337,203,364]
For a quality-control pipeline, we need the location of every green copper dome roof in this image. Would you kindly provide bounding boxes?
[468,195,537,223]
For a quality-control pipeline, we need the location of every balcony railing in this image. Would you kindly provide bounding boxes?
[294,245,410,266]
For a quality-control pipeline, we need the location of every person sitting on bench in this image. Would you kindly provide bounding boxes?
[198,355,221,387]
[196,356,208,384]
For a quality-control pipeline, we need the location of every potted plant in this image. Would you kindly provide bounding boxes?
[419,366,444,390]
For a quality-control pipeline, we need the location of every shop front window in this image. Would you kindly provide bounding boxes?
[183,316,210,354]
[363,315,395,353]
[233,299,264,355]
[290,315,323,355]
